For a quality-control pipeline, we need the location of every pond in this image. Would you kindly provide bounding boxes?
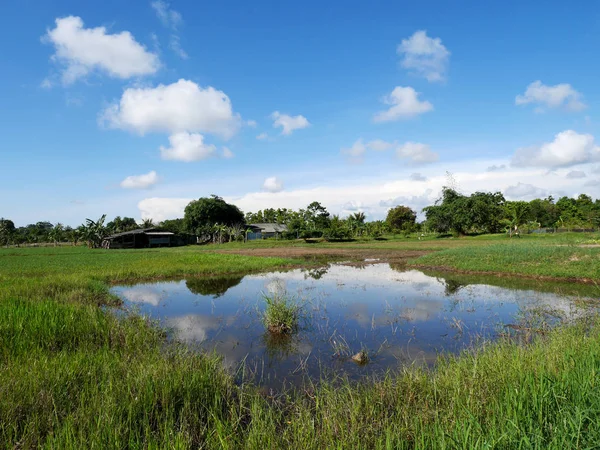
[111,263,596,388]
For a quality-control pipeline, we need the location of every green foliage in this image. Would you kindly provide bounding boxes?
[385,205,417,232]
[0,218,16,247]
[106,216,139,234]
[184,195,244,235]
[323,215,352,241]
[424,188,505,235]
[82,214,107,248]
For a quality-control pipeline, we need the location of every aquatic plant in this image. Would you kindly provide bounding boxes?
[262,292,301,334]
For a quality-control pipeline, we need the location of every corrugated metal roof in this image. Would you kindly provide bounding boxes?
[106,228,156,239]
[248,223,288,233]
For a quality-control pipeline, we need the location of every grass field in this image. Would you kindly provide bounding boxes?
[1,233,599,448]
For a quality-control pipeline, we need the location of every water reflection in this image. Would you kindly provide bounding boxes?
[185,276,244,297]
[112,263,596,388]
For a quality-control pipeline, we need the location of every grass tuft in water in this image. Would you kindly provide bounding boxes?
[262,292,301,334]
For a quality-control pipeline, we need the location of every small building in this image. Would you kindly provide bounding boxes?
[246,223,288,240]
[103,228,175,249]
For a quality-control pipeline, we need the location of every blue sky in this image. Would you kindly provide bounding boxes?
[1,0,600,226]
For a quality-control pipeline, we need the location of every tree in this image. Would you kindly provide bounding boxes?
[304,201,330,232]
[0,218,16,247]
[184,195,244,235]
[82,215,107,248]
[48,223,65,246]
[503,201,530,237]
[159,218,185,234]
[386,205,417,232]
[106,216,138,234]
[423,188,505,235]
[141,218,155,228]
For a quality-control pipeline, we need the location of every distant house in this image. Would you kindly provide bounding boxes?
[246,223,288,240]
[102,228,175,249]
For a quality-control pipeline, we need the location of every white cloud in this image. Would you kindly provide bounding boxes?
[120,170,159,189]
[486,164,507,172]
[504,182,547,200]
[160,132,216,162]
[44,16,159,84]
[246,120,257,128]
[512,130,600,168]
[169,35,188,59]
[397,30,450,82]
[396,142,439,164]
[341,139,367,159]
[367,139,394,151]
[138,197,191,221]
[222,147,234,159]
[101,79,241,139]
[151,1,187,59]
[516,81,586,112]
[263,177,284,193]
[410,173,428,181]
[373,86,433,122]
[271,111,310,135]
[256,132,269,140]
[151,0,182,29]
[566,170,586,179]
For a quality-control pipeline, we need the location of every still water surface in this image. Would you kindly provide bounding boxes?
[111,263,593,387]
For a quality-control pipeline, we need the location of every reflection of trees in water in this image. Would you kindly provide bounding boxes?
[304,266,329,280]
[441,278,466,296]
[185,276,244,297]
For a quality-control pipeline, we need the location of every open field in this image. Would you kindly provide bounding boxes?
[1,233,600,448]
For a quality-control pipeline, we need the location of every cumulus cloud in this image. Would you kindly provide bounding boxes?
[566,170,586,179]
[397,30,450,82]
[138,197,191,221]
[160,132,216,162]
[341,139,367,159]
[410,173,428,181]
[120,170,159,189]
[511,130,600,168]
[516,81,586,112]
[271,111,310,135]
[222,147,234,159]
[504,182,547,200]
[367,139,394,151]
[396,142,439,164]
[256,132,269,140]
[100,79,241,139]
[379,190,434,211]
[373,86,433,122]
[246,120,257,128]
[44,16,159,84]
[486,164,507,172]
[263,177,283,193]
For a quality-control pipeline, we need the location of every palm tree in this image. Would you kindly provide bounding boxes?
[141,218,155,229]
[83,214,107,248]
[503,202,530,237]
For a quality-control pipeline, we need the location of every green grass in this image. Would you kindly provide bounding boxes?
[1,239,600,447]
[262,292,301,334]
[412,241,600,281]
[2,296,599,448]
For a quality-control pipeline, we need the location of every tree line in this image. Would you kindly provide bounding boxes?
[1,190,599,247]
